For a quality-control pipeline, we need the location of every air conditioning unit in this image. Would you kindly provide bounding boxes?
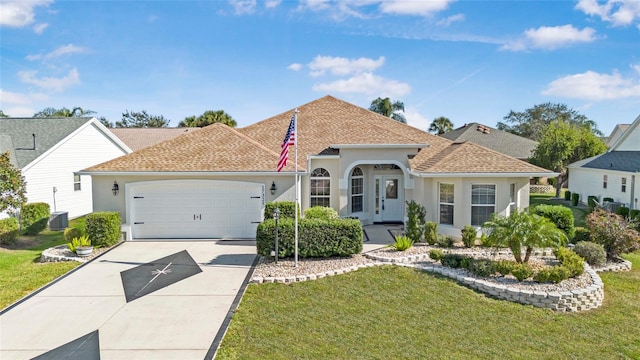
[49,211,69,231]
[603,202,624,214]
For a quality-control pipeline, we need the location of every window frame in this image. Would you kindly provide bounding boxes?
[350,167,364,213]
[439,183,454,225]
[471,184,496,226]
[310,168,331,207]
[509,183,517,216]
[622,177,627,193]
[603,175,608,189]
[73,174,81,191]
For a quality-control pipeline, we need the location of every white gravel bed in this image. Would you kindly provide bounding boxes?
[252,254,377,279]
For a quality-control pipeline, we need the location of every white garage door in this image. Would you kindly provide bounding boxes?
[127,180,264,239]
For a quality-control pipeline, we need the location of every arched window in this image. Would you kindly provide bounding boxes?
[351,167,364,212]
[310,168,330,207]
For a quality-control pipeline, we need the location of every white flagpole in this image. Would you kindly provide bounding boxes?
[294,109,299,267]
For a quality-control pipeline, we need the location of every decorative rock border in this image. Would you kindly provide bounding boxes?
[40,245,90,263]
[251,262,383,284]
[593,258,632,273]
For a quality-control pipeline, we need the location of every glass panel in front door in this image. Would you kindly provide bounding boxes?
[385,179,398,199]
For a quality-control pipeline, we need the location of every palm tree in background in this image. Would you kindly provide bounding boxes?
[369,97,406,123]
[33,107,96,118]
[428,116,453,135]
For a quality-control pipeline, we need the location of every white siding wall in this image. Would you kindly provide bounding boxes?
[23,123,128,219]
[568,167,637,208]
[615,124,640,151]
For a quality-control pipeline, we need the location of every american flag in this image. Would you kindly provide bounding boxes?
[277,112,296,172]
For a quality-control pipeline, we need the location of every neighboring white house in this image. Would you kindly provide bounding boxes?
[81,96,555,240]
[0,117,132,219]
[568,113,640,210]
[606,123,630,148]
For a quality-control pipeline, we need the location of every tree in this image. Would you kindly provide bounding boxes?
[0,151,27,214]
[116,110,169,128]
[33,107,95,118]
[97,116,113,128]
[369,97,406,123]
[0,110,8,118]
[482,211,567,263]
[428,116,453,135]
[530,120,607,197]
[178,110,237,128]
[497,102,602,142]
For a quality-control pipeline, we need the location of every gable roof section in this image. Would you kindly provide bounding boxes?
[581,151,640,172]
[0,117,92,168]
[441,123,538,160]
[110,127,201,151]
[609,113,640,151]
[84,123,281,172]
[410,141,551,175]
[606,123,630,147]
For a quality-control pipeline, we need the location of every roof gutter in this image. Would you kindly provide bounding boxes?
[408,170,560,178]
[331,143,429,149]
[77,170,310,176]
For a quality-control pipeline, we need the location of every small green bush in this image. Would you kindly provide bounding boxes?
[304,206,338,220]
[630,209,640,220]
[393,235,413,251]
[64,227,83,243]
[67,235,91,253]
[85,212,121,248]
[494,260,517,276]
[424,222,438,245]
[534,266,572,284]
[405,200,426,243]
[461,225,477,248]
[587,196,599,212]
[429,249,444,261]
[479,233,490,247]
[555,247,585,277]
[0,217,19,245]
[441,253,469,268]
[564,190,571,201]
[264,201,299,220]
[469,259,496,277]
[531,204,575,238]
[436,234,455,248]
[510,263,534,281]
[572,226,591,244]
[573,241,606,267]
[616,206,630,218]
[571,193,579,206]
[20,202,50,235]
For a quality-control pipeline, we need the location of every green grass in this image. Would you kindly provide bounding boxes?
[218,251,640,360]
[530,192,589,227]
[0,218,86,309]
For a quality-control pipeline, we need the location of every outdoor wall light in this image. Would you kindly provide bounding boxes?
[112,181,119,196]
[270,181,277,195]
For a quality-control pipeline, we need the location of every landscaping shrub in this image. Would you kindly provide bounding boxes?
[586,209,640,259]
[616,206,629,219]
[440,253,470,268]
[510,263,534,281]
[264,201,298,219]
[564,190,571,201]
[256,218,362,258]
[571,227,591,244]
[494,260,517,276]
[85,212,121,248]
[304,206,338,220]
[67,235,91,253]
[428,249,444,261]
[630,209,640,220]
[405,200,426,243]
[571,193,579,206]
[424,221,438,245]
[534,266,572,284]
[554,247,585,277]
[64,227,83,243]
[20,202,50,235]
[393,235,413,251]
[461,225,477,248]
[587,195,599,212]
[468,259,496,277]
[531,204,575,238]
[573,241,607,267]
[0,217,19,245]
[436,234,455,248]
[479,233,490,247]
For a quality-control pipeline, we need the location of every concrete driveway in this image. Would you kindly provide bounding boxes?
[0,240,257,360]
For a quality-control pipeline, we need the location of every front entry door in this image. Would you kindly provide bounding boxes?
[374,176,403,222]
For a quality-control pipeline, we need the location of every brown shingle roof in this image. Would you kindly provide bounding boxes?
[109,127,200,151]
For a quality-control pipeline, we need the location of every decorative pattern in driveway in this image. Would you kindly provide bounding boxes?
[32,330,100,360]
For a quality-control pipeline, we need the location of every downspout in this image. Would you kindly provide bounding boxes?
[631,174,636,210]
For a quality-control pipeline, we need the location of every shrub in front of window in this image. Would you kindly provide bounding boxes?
[264,201,298,219]
[436,234,454,248]
[405,200,426,243]
[571,193,580,206]
[86,212,121,247]
[531,204,575,238]
[424,221,438,245]
[20,202,50,235]
[461,225,477,248]
[573,241,606,267]
[393,235,413,251]
[304,206,338,221]
[0,217,19,245]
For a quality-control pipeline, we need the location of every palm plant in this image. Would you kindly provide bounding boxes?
[369,97,406,123]
[482,211,567,263]
[428,116,453,135]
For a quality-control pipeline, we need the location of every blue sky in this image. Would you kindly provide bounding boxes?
[1,0,638,135]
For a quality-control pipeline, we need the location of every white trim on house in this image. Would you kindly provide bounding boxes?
[409,171,559,178]
[79,170,310,176]
[331,144,429,149]
[340,159,413,189]
[609,113,640,151]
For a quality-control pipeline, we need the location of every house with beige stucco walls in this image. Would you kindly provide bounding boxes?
[80,96,555,240]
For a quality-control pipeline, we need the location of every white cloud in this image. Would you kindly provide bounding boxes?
[632,63,640,74]
[308,55,385,77]
[542,70,640,100]
[298,0,332,12]
[404,107,432,131]
[0,0,52,27]
[437,13,464,26]
[18,68,81,92]
[501,25,598,51]
[26,44,88,61]
[0,89,48,117]
[148,15,159,23]
[265,0,282,9]
[288,63,303,71]
[379,0,454,16]
[229,0,257,15]
[576,0,640,27]
[33,22,48,34]
[312,72,411,98]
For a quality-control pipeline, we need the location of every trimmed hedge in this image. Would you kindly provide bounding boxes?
[21,202,50,235]
[86,212,121,248]
[264,201,299,220]
[630,209,640,220]
[0,217,19,245]
[256,218,362,258]
[571,193,579,206]
[531,204,575,238]
[564,190,571,201]
[616,206,630,218]
[573,241,606,267]
[572,227,591,244]
[304,206,338,220]
[64,227,83,243]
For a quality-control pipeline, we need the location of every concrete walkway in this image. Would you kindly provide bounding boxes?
[0,240,257,360]
[362,224,402,252]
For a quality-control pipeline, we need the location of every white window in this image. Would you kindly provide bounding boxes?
[351,167,364,213]
[439,183,454,225]
[471,184,495,226]
[509,183,517,215]
[310,168,330,207]
[622,177,627,193]
[74,174,81,191]
[603,175,608,189]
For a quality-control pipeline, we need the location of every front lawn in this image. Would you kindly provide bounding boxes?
[217,251,640,359]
